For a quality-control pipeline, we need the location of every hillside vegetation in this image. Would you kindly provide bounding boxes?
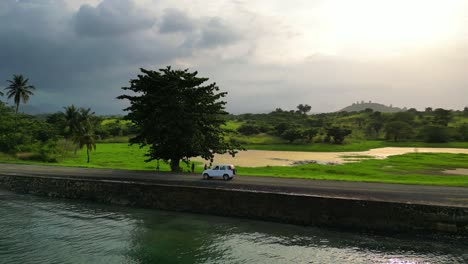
[339,101,404,112]
[225,105,468,149]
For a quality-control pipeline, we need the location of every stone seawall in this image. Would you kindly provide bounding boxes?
[1,174,467,235]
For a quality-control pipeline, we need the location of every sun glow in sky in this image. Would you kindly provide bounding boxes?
[318,0,465,56]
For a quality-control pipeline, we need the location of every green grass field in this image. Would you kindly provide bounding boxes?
[1,143,468,187]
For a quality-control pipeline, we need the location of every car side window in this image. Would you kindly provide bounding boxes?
[213,166,219,170]
[220,166,226,170]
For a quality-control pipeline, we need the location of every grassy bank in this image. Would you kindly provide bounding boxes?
[1,143,468,187]
[0,144,174,171]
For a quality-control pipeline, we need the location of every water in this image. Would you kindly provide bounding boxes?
[1,189,467,264]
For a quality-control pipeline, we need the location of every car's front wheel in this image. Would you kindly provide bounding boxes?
[203,173,210,180]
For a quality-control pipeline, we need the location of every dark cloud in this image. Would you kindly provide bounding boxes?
[0,1,242,114]
[177,17,240,49]
[1,1,466,115]
[196,18,240,48]
[0,0,187,114]
[159,8,194,33]
[74,0,155,37]
[159,8,240,48]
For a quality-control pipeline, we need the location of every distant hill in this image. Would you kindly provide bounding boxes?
[338,101,405,113]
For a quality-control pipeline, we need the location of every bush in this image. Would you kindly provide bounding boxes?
[16,141,60,162]
[458,123,468,141]
[326,127,352,144]
[281,128,303,143]
[420,125,450,143]
[237,124,260,136]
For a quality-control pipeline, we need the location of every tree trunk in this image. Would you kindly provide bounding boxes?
[14,104,19,133]
[87,148,90,163]
[170,158,180,172]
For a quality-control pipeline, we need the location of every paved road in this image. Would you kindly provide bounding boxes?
[1,163,468,208]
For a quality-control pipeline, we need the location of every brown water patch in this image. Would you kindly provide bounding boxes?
[192,147,468,167]
[443,169,468,176]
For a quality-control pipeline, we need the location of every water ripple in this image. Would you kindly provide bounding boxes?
[1,191,467,264]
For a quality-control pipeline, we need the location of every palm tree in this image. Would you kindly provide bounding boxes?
[65,106,97,161]
[63,105,80,138]
[62,105,81,154]
[5,74,36,114]
[75,126,96,163]
[5,74,35,129]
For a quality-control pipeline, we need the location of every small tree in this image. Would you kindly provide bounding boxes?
[420,125,450,143]
[326,127,352,144]
[237,124,260,136]
[458,123,468,141]
[75,126,96,163]
[384,121,412,142]
[433,108,452,126]
[274,122,290,136]
[281,128,303,143]
[118,67,242,172]
[296,104,312,115]
[303,128,318,143]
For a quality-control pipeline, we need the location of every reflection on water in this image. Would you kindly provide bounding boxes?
[0,189,467,264]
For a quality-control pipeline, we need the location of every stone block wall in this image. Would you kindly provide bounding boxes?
[1,174,467,234]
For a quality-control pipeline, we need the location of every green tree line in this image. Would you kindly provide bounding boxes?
[232,105,468,144]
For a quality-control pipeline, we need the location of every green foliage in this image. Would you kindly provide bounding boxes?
[384,121,413,142]
[237,124,260,136]
[281,128,303,143]
[420,125,451,143]
[274,122,291,136]
[433,108,452,126]
[303,128,318,143]
[391,111,415,124]
[296,104,311,115]
[457,123,468,141]
[60,105,99,162]
[326,127,352,144]
[118,66,242,171]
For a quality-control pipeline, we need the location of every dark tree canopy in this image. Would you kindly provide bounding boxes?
[118,67,241,172]
[326,127,352,144]
[296,104,312,115]
[384,121,413,142]
[281,128,303,143]
[433,108,452,126]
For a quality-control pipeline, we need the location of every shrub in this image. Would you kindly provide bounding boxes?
[420,125,450,143]
[237,124,260,136]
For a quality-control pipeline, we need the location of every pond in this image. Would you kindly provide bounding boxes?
[1,189,467,264]
[193,147,468,167]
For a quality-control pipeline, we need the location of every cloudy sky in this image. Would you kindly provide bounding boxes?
[0,0,467,114]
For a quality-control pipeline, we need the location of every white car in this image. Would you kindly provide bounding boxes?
[202,164,236,181]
